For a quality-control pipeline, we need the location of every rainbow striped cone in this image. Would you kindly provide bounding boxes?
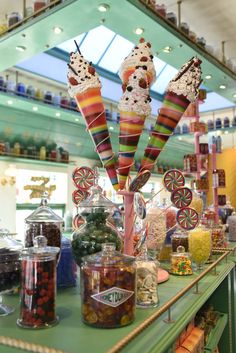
[140,91,190,172]
[75,87,118,191]
[118,111,146,190]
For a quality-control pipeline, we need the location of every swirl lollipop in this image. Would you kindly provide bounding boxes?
[171,187,193,209]
[129,170,151,192]
[72,166,94,190]
[163,169,185,192]
[177,207,199,230]
[72,189,90,205]
[73,214,85,229]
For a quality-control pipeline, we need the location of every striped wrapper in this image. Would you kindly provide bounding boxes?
[75,87,118,191]
[140,91,190,172]
[118,111,146,190]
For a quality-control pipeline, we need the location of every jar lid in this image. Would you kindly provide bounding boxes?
[81,243,135,267]
[171,245,189,257]
[25,193,63,223]
[0,228,22,255]
[21,235,59,260]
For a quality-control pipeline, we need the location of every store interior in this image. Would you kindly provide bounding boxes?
[0,1,236,353]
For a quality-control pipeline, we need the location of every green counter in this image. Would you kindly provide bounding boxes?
[0,258,235,353]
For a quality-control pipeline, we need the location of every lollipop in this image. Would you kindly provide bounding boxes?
[163,169,185,192]
[129,170,151,192]
[177,207,199,230]
[171,187,193,209]
[72,166,94,190]
[73,214,85,229]
[72,189,90,205]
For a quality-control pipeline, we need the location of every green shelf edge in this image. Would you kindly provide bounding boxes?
[0,155,74,168]
[204,312,228,352]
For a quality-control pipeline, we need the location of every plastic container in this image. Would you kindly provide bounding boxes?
[189,225,211,270]
[24,194,63,255]
[171,229,189,252]
[17,235,59,328]
[72,180,121,266]
[170,246,192,275]
[57,237,77,288]
[80,243,136,328]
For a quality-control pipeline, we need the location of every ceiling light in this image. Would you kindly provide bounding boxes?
[32,106,38,111]
[162,46,172,53]
[134,27,144,35]
[53,26,63,34]
[233,93,236,98]
[16,45,26,52]
[7,100,13,105]
[75,118,79,122]
[55,112,61,117]
[219,84,226,89]
[205,74,212,80]
[178,136,182,141]
[109,126,114,130]
[225,131,229,135]
[98,3,110,12]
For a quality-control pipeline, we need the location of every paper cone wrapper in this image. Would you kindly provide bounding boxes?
[140,91,190,172]
[75,87,118,191]
[118,111,146,190]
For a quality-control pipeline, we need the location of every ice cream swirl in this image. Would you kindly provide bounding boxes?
[167,57,202,102]
[67,51,101,97]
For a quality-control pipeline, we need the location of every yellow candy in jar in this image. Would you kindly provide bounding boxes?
[189,192,203,216]
[189,227,211,270]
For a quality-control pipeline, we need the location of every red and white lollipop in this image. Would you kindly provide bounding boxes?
[72,166,94,190]
[163,169,185,192]
[171,187,193,209]
[72,189,90,205]
[177,207,199,230]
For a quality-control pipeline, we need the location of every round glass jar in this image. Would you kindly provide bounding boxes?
[189,191,203,218]
[171,229,189,252]
[211,223,225,248]
[189,225,211,271]
[72,184,122,266]
[24,194,63,256]
[170,246,192,276]
[80,243,136,328]
[17,236,59,329]
[228,212,236,242]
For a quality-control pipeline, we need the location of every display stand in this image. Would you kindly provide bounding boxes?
[117,191,135,255]
[211,143,219,223]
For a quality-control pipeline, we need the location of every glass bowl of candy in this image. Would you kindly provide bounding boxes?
[189,225,211,271]
[0,229,22,316]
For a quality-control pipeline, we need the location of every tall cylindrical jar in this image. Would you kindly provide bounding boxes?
[228,212,236,242]
[80,243,136,328]
[189,225,211,271]
[17,236,59,328]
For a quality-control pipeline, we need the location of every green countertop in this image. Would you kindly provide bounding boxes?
[0,259,234,353]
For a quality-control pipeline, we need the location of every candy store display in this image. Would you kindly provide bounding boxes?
[136,249,159,308]
[72,182,121,266]
[57,237,77,288]
[171,187,193,209]
[189,191,203,218]
[170,246,192,276]
[17,235,59,329]
[189,226,211,270]
[80,243,135,328]
[171,229,189,252]
[67,42,118,191]
[0,229,22,316]
[211,223,225,248]
[227,212,236,242]
[24,194,63,255]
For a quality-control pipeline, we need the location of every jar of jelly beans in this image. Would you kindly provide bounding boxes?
[17,235,59,329]
[170,246,192,276]
[80,243,136,328]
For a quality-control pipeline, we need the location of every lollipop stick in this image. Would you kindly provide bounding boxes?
[145,188,164,205]
[74,40,81,54]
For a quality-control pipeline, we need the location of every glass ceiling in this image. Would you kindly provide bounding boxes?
[16,25,235,112]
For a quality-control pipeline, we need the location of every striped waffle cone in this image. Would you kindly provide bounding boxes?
[140,91,190,172]
[75,87,118,191]
[118,110,146,190]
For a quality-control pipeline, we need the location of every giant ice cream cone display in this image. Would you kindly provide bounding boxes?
[140,57,202,173]
[118,68,152,190]
[67,45,118,191]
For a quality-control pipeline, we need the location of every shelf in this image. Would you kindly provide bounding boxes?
[204,312,228,352]
[0,155,74,168]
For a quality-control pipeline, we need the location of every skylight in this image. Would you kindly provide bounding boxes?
[151,65,178,94]
[57,33,86,53]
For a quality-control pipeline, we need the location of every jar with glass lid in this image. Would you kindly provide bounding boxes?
[17,235,59,329]
[80,243,136,328]
[72,178,122,266]
[24,193,63,254]
[211,222,225,248]
[228,212,236,242]
[0,228,22,316]
[171,228,189,252]
[170,246,193,276]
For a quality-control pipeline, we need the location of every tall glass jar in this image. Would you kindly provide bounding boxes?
[24,194,63,257]
[170,246,193,276]
[189,191,203,219]
[80,243,136,328]
[17,236,59,329]
[211,223,225,248]
[171,228,189,252]
[72,183,121,266]
[189,225,211,271]
[228,212,236,242]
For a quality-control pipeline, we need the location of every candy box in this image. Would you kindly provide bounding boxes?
[175,347,189,353]
[181,327,204,353]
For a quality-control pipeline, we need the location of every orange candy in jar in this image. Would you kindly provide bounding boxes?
[80,243,136,328]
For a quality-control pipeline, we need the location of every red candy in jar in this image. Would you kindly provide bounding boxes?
[17,235,59,329]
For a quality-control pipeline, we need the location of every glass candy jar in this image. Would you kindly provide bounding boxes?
[17,236,59,329]
[219,200,234,225]
[171,228,189,252]
[211,223,225,248]
[136,247,159,308]
[170,246,193,276]
[0,229,22,316]
[80,243,136,328]
[189,225,211,271]
[189,191,203,218]
[228,212,236,242]
[72,184,121,266]
[24,194,63,255]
